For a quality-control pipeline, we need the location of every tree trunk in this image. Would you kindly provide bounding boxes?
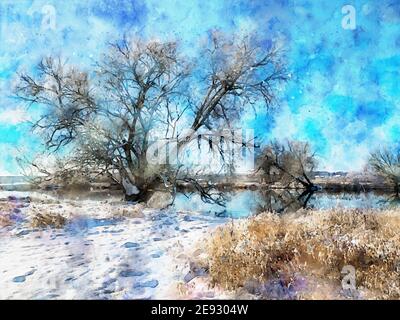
[121,174,145,202]
[124,188,152,202]
[121,173,157,203]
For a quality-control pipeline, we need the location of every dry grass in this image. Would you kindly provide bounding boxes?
[113,204,145,218]
[205,209,400,299]
[30,209,67,229]
[0,201,26,227]
[0,214,12,227]
[0,202,14,227]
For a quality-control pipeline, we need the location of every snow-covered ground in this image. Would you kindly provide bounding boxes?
[0,193,231,299]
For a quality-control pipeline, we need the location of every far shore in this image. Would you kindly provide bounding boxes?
[1,178,396,196]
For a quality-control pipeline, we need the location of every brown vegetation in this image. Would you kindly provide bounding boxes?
[0,202,14,227]
[30,208,67,229]
[205,209,400,299]
[114,204,145,218]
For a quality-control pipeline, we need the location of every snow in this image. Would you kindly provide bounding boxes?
[0,194,230,299]
[122,178,140,195]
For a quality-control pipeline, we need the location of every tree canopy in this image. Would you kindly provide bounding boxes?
[16,32,287,202]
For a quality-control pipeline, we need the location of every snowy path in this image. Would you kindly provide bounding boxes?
[0,200,227,299]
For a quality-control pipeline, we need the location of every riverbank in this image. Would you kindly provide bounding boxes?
[193,208,400,300]
[1,193,399,299]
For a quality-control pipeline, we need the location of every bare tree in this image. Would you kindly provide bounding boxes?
[16,40,189,201]
[257,140,317,190]
[369,148,400,196]
[15,32,287,203]
[179,31,287,146]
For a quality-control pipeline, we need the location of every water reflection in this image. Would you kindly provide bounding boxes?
[255,189,314,214]
[174,190,400,218]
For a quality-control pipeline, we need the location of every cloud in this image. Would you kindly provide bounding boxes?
[1,0,400,172]
[0,166,12,176]
[0,143,17,176]
[0,107,30,126]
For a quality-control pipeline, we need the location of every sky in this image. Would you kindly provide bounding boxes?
[0,0,400,175]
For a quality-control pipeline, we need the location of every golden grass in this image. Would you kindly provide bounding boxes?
[30,209,67,229]
[205,209,400,299]
[114,204,145,218]
[0,215,12,227]
[0,202,14,227]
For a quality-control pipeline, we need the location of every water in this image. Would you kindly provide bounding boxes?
[173,190,400,218]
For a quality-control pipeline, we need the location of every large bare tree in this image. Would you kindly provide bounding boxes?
[16,32,287,202]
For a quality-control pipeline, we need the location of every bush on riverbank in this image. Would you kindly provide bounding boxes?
[30,208,67,229]
[206,209,400,299]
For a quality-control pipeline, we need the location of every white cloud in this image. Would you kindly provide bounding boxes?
[0,107,30,125]
[0,143,18,176]
[0,167,12,176]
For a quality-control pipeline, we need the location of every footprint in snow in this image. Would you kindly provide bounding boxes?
[122,242,140,248]
[133,280,159,288]
[12,269,36,283]
[12,276,26,283]
[119,270,145,277]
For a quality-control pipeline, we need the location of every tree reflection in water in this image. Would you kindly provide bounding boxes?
[174,188,398,218]
[255,189,315,214]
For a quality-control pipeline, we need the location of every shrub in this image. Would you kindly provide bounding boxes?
[30,209,67,229]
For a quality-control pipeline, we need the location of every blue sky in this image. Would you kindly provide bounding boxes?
[0,0,400,174]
